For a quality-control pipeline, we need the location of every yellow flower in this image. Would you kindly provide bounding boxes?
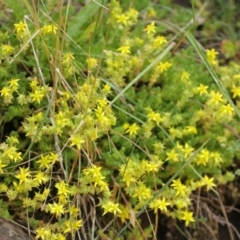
[117,206,130,223]
[196,148,210,166]
[171,179,187,196]
[144,21,156,35]
[182,143,194,158]
[55,181,70,196]
[16,167,31,184]
[83,165,107,191]
[34,171,49,185]
[30,78,39,90]
[68,205,80,218]
[201,175,216,190]
[57,234,66,240]
[150,198,171,213]
[183,126,197,135]
[181,210,195,226]
[36,227,51,240]
[231,84,240,98]
[169,127,182,139]
[30,88,45,103]
[64,219,82,233]
[156,61,172,73]
[70,135,85,150]
[14,20,26,33]
[174,197,191,209]
[97,98,108,107]
[102,201,122,215]
[145,161,161,173]
[210,151,223,165]
[0,160,7,173]
[116,13,129,25]
[124,123,140,136]
[103,84,111,95]
[133,183,152,202]
[0,86,11,97]
[41,24,58,35]
[147,109,163,125]
[219,104,234,118]
[208,91,224,107]
[126,8,139,22]
[206,48,219,66]
[153,36,167,48]
[9,78,19,89]
[195,84,208,96]
[122,172,136,187]
[48,202,65,217]
[166,149,179,162]
[117,45,131,54]
[37,153,58,169]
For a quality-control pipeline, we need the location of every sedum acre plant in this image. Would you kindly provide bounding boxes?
[0,0,239,239]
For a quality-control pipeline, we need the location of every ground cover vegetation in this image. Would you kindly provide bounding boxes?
[0,0,240,239]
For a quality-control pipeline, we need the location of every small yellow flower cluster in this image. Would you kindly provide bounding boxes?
[104,50,137,86]
[0,136,22,173]
[146,107,163,125]
[36,227,67,240]
[105,4,167,87]
[37,153,58,170]
[144,21,156,35]
[101,201,122,215]
[21,76,115,145]
[119,157,162,209]
[123,107,163,138]
[82,165,110,193]
[180,211,195,226]
[150,197,171,213]
[231,84,240,98]
[206,48,219,66]
[35,180,82,238]
[123,122,140,137]
[201,90,234,122]
[41,23,58,35]
[2,17,120,236]
[29,78,48,104]
[109,0,138,28]
[143,21,167,54]
[1,44,14,55]
[148,174,216,227]
[0,78,19,104]
[14,20,26,39]
[194,148,223,166]
[195,83,208,95]
[117,45,131,54]
[170,176,216,226]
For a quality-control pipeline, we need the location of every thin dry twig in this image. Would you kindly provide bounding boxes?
[217,193,235,240]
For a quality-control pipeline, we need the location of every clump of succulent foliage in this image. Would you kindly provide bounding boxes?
[0,0,239,239]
